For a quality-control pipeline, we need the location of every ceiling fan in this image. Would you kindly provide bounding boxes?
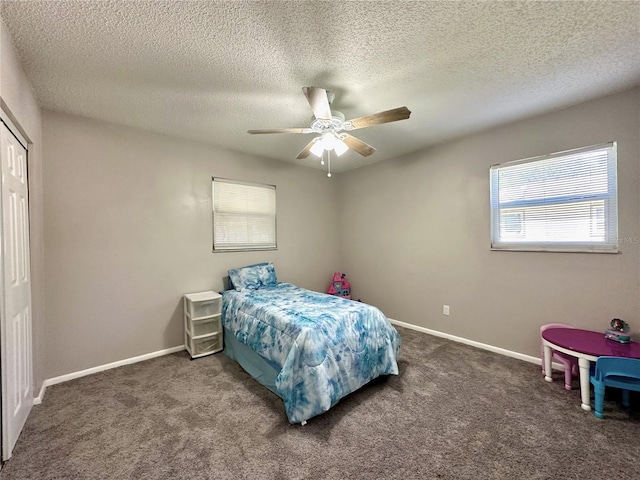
[247,87,411,175]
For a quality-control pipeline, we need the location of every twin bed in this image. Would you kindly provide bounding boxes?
[221,263,401,424]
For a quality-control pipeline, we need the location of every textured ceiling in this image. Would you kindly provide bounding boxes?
[1,1,639,172]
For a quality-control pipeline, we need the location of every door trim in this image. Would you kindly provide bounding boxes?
[0,105,29,151]
[0,111,33,461]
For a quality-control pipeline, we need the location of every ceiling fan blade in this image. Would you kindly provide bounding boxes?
[295,140,316,159]
[302,87,332,120]
[346,106,411,130]
[342,134,376,157]
[247,128,310,134]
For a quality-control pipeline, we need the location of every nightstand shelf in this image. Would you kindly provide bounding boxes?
[184,291,223,359]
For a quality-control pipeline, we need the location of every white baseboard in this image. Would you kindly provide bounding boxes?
[33,345,185,406]
[33,382,47,405]
[389,319,553,367]
[32,321,559,407]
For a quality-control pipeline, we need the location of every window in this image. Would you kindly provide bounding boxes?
[489,143,618,253]
[212,178,276,252]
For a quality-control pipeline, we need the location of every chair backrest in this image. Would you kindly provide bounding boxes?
[540,323,575,334]
[593,356,640,382]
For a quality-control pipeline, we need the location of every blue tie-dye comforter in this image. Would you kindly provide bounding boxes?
[221,283,401,424]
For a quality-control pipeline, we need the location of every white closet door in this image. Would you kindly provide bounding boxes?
[0,121,33,461]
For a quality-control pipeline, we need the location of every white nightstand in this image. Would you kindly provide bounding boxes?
[183,291,223,359]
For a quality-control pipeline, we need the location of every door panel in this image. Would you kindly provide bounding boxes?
[1,122,33,461]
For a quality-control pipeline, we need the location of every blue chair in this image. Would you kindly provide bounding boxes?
[590,356,640,419]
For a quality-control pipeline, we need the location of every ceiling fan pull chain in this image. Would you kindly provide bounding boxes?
[327,150,332,178]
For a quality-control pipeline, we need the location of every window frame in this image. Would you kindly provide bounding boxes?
[489,142,618,253]
[212,177,277,253]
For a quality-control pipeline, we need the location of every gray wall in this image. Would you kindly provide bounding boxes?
[42,110,341,380]
[0,18,46,391]
[8,3,639,386]
[338,87,640,358]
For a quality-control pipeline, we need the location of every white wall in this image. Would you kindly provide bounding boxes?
[338,87,640,358]
[42,110,341,380]
[0,18,45,390]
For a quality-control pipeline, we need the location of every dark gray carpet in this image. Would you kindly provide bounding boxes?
[3,326,640,479]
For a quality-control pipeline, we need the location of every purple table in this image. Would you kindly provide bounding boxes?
[541,328,640,411]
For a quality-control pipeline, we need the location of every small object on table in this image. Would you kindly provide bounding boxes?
[605,318,631,344]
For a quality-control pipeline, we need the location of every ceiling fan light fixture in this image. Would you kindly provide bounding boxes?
[333,138,349,156]
[311,133,349,157]
[320,132,337,150]
[310,140,325,157]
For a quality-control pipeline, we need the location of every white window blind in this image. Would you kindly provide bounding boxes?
[212,178,277,251]
[490,143,618,253]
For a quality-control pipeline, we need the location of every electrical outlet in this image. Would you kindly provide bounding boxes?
[443,305,450,316]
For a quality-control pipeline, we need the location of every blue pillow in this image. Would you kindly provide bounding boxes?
[228,262,278,291]
[260,262,278,287]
